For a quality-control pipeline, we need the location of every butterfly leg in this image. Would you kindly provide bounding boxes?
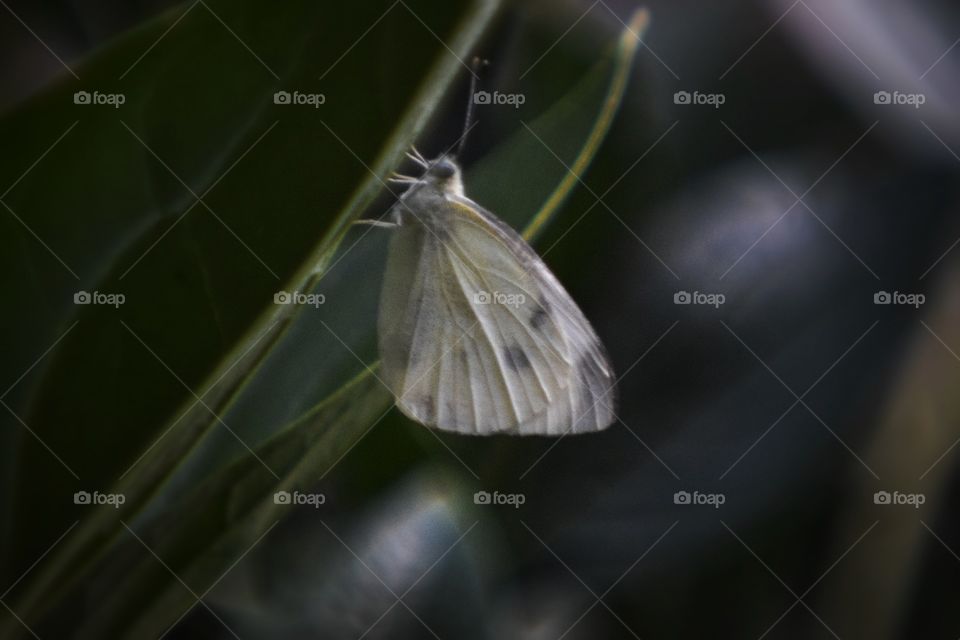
[353,218,400,229]
[388,173,421,184]
[410,145,429,164]
[405,150,429,169]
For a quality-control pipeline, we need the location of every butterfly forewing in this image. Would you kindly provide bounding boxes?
[378,190,616,436]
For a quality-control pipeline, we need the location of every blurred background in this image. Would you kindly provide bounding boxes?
[1,0,959,638]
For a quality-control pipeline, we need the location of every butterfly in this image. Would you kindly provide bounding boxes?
[373,146,616,436]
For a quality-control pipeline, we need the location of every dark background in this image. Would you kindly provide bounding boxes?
[2,0,959,638]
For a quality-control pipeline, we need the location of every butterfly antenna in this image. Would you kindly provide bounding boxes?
[456,56,489,157]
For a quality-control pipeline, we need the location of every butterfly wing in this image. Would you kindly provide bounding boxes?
[378,196,616,435]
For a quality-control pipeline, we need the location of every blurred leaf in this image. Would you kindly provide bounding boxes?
[64,10,647,637]
[151,6,651,496]
[198,471,484,640]
[78,370,393,639]
[819,252,960,639]
[2,0,502,629]
[469,9,648,242]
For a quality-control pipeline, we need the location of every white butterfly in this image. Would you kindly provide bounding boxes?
[376,149,616,436]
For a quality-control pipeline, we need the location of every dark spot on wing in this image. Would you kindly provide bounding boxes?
[530,298,552,330]
[503,345,532,372]
[530,308,548,330]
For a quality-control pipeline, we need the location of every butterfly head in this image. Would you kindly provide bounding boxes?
[423,155,464,197]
